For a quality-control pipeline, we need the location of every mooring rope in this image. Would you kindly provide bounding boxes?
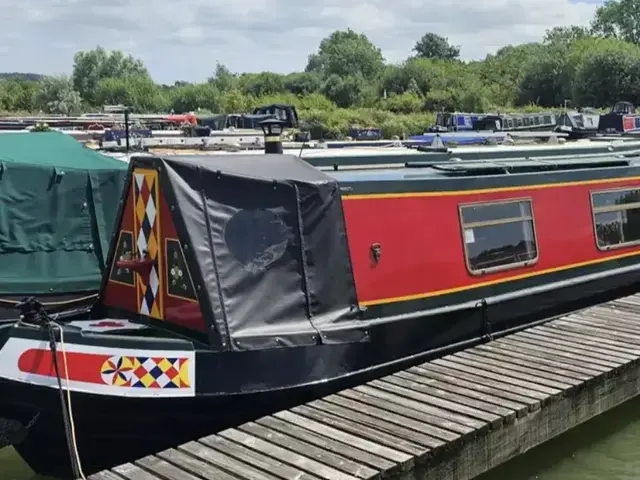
[0,293,98,307]
[48,322,86,480]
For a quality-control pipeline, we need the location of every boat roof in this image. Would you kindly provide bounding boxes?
[0,131,128,296]
[328,154,640,183]
[147,152,640,186]
[0,131,128,171]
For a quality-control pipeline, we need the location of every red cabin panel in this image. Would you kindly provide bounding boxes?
[343,178,640,307]
[103,169,207,332]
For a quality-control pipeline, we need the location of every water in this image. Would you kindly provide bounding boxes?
[3,396,640,479]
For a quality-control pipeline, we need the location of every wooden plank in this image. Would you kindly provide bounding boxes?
[155,449,238,480]
[393,370,520,418]
[414,363,541,408]
[110,462,163,480]
[575,308,640,330]
[256,415,397,473]
[504,334,621,369]
[355,383,485,433]
[219,428,345,479]
[382,374,515,423]
[178,441,281,480]
[513,330,635,363]
[135,456,203,480]
[530,327,640,360]
[325,391,456,445]
[312,396,440,451]
[539,324,640,355]
[307,400,442,459]
[562,313,640,337]
[546,319,640,351]
[88,472,128,480]
[432,358,560,398]
[336,388,462,443]
[238,422,379,479]
[279,409,414,466]
[372,377,502,427]
[200,433,315,479]
[494,337,613,372]
[298,402,429,459]
[394,369,528,417]
[569,313,640,338]
[452,350,582,389]
[473,343,598,380]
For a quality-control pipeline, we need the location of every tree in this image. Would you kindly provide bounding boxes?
[413,33,460,60]
[207,63,237,92]
[572,49,640,106]
[592,0,640,44]
[72,46,149,105]
[33,75,82,115]
[544,26,592,44]
[306,29,385,79]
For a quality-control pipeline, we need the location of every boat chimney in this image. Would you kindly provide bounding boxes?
[259,118,285,154]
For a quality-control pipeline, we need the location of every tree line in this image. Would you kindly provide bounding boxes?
[2,0,640,139]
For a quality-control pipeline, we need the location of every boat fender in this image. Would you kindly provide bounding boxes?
[0,417,30,448]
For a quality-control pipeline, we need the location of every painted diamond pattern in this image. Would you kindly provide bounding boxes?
[133,169,163,319]
[116,356,191,389]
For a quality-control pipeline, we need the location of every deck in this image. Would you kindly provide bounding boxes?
[89,293,640,480]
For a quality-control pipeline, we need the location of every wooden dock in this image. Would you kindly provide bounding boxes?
[89,293,640,480]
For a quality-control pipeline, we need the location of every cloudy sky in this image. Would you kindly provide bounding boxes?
[1,0,602,84]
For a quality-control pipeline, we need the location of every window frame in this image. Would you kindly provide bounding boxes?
[458,197,540,276]
[590,186,640,251]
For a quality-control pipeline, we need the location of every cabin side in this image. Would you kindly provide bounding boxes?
[339,161,640,315]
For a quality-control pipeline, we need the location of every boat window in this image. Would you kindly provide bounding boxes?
[459,199,538,274]
[591,188,640,250]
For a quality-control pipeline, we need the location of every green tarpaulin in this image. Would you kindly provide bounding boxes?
[0,131,128,295]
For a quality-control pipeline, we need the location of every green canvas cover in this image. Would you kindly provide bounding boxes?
[0,131,128,295]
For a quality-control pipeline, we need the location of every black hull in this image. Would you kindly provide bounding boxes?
[2,267,640,479]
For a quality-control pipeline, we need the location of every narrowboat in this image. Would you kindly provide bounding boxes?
[556,107,600,139]
[600,101,640,134]
[0,131,127,321]
[3,151,640,478]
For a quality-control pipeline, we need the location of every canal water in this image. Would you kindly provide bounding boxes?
[3,395,640,479]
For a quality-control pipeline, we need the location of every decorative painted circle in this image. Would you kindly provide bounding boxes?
[100,356,134,387]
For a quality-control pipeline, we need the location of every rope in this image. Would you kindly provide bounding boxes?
[0,293,98,307]
[48,322,86,480]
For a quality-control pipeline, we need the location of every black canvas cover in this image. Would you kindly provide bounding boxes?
[157,154,360,350]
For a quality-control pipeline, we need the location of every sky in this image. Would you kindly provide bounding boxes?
[1,0,604,84]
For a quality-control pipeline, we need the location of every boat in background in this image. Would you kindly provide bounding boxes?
[555,107,600,139]
[2,148,640,478]
[0,131,128,321]
[427,111,558,133]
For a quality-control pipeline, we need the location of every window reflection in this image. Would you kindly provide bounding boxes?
[460,200,538,274]
[591,188,640,249]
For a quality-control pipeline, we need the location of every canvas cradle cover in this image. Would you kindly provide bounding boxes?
[0,132,128,296]
[158,153,360,350]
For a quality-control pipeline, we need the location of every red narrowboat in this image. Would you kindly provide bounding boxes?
[1,152,640,478]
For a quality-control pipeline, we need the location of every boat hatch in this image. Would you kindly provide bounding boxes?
[101,154,362,351]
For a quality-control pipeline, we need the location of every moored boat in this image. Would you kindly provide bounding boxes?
[0,131,128,321]
[2,150,640,478]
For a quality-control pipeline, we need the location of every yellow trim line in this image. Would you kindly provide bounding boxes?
[360,248,640,307]
[344,176,640,200]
